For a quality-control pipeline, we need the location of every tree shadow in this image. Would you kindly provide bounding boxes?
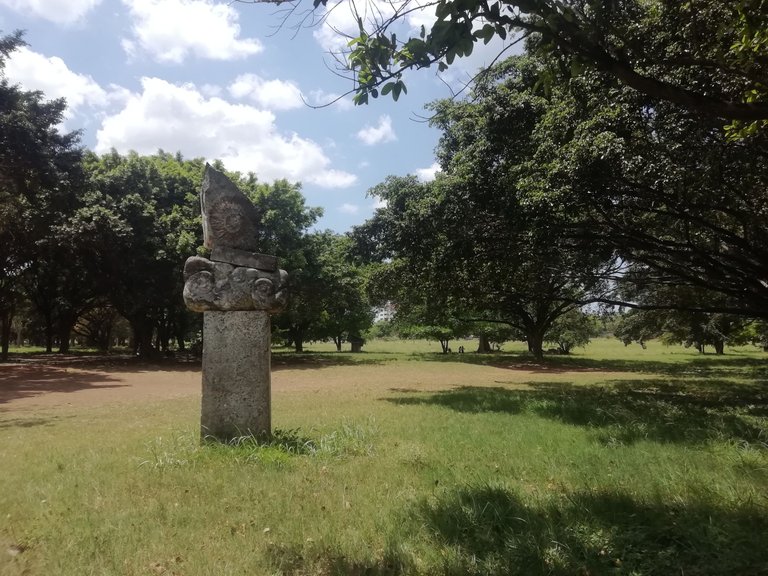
[272,352,392,370]
[408,350,768,379]
[386,380,768,447]
[414,485,768,575]
[0,414,76,430]
[266,541,412,576]
[0,365,126,405]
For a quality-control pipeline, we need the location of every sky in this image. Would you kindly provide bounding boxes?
[0,0,514,233]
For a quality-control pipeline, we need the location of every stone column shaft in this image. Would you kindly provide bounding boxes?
[201,311,271,441]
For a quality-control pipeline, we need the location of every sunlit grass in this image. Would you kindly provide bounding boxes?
[1,338,767,575]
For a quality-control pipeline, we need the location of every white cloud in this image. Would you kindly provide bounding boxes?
[339,203,359,214]
[3,47,126,126]
[415,162,440,182]
[356,115,396,145]
[228,74,303,111]
[95,77,357,188]
[200,83,223,97]
[308,89,354,111]
[371,196,387,209]
[0,0,101,24]
[122,0,263,63]
[5,47,107,111]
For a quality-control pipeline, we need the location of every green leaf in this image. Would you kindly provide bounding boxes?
[393,83,402,101]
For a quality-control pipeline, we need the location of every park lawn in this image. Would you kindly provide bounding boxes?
[1,338,767,575]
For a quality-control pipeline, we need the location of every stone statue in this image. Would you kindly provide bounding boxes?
[183,164,289,314]
[183,164,289,441]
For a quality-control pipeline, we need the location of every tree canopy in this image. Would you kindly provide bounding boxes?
[251,0,768,128]
[0,30,85,359]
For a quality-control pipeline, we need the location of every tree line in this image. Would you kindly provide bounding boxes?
[348,52,768,358]
[4,5,768,360]
[0,32,373,360]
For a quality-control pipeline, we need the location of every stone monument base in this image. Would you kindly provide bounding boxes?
[201,310,271,441]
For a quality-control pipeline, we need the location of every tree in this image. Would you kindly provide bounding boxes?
[312,234,374,351]
[80,150,204,357]
[276,231,373,352]
[544,308,599,354]
[251,0,768,124]
[425,54,768,322]
[354,166,610,359]
[73,305,129,352]
[521,65,768,319]
[613,283,751,354]
[0,31,84,359]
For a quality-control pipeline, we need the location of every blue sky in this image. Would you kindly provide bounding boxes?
[0,0,513,232]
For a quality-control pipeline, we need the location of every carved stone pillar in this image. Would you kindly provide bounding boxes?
[183,164,288,442]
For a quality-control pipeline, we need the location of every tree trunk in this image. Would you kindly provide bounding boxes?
[44,311,54,353]
[58,326,72,353]
[0,309,12,362]
[333,335,342,352]
[526,329,545,361]
[291,326,304,353]
[57,313,78,354]
[131,320,155,359]
[439,338,450,353]
[714,340,725,355]
[476,334,491,353]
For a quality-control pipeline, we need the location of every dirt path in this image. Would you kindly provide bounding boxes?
[0,355,627,412]
[0,359,202,410]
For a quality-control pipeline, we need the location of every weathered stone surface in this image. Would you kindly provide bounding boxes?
[201,164,260,252]
[211,246,277,271]
[183,256,287,313]
[185,165,290,443]
[201,311,271,440]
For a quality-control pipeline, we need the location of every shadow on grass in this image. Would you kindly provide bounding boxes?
[272,352,392,370]
[408,350,768,378]
[386,380,768,447]
[0,414,76,430]
[265,484,768,575]
[0,365,127,406]
[267,543,411,576]
[413,485,768,576]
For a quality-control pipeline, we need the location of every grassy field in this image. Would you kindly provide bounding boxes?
[1,338,767,575]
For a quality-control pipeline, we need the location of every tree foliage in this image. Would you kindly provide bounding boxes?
[254,0,768,126]
[276,231,373,352]
[0,31,85,359]
[354,151,609,358]
[544,308,599,354]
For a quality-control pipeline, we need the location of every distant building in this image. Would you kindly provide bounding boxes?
[373,302,396,323]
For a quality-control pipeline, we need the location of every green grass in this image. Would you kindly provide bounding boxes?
[1,338,767,575]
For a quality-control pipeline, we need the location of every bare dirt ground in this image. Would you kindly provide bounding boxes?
[0,356,202,410]
[0,353,602,413]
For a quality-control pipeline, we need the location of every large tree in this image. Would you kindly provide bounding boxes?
[0,31,84,359]
[517,62,768,318]
[79,150,204,357]
[354,169,611,359]
[421,54,768,321]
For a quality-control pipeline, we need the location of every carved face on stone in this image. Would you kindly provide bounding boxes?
[208,198,258,248]
[201,164,261,251]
